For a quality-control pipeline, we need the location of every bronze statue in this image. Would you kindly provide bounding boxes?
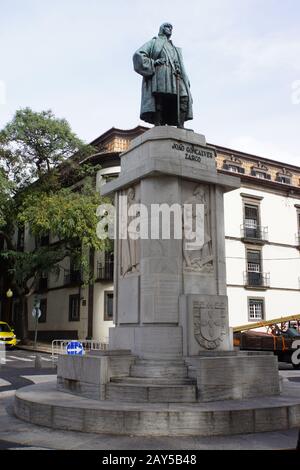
[133,23,193,128]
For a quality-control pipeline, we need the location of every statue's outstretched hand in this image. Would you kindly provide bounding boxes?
[154,58,166,66]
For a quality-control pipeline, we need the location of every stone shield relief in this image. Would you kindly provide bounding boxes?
[193,300,227,349]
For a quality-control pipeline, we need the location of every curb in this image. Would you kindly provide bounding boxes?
[16,344,53,355]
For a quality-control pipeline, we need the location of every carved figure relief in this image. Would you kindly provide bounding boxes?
[120,187,140,276]
[183,184,213,273]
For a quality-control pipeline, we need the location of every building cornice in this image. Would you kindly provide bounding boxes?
[218,169,300,195]
[209,142,300,173]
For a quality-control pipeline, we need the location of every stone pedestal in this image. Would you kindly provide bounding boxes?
[102,127,239,359]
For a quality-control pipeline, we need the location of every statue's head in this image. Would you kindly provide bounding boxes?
[193,185,205,200]
[158,23,173,39]
[127,187,135,201]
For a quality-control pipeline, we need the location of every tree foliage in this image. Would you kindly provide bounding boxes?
[0,108,108,340]
[0,108,92,188]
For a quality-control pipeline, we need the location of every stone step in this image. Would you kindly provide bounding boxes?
[110,376,195,385]
[105,383,197,403]
[130,361,189,379]
[15,381,300,437]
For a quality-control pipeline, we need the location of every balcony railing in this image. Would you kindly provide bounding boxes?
[64,269,82,285]
[97,260,114,281]
[241,224,268,242]
[244,271,270,288]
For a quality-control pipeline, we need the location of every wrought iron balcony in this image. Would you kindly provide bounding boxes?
[64,269,82,285]
[244,271,270,288]
[241,224,268,243]
[97,259,114,282]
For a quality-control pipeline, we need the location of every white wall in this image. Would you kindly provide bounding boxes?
[224,188,244,238]
[28,286,89,338]
[48,256,70,289]
[225,185,300,327]
[224,187,300,245]
[93,282,114,342]
[228,286,300,327]
[225,239,246,285]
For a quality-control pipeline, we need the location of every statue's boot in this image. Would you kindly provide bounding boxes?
[154,111,163,126]
[177,112,186,129]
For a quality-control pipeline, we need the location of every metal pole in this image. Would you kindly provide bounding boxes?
[176,73,180,127]
[34,309,38,347]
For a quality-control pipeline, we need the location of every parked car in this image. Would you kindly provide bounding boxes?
[0,321,17,348]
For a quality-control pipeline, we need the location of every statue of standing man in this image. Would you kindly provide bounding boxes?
[133,23,193,128]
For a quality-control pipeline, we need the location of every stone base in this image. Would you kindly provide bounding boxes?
[14,380,300,436]
[56,352,280,404]
[15,350,286,436]
[187,352,280,402]
[56,351,135,401]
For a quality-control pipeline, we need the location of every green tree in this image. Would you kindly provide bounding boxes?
[0,108,108,341]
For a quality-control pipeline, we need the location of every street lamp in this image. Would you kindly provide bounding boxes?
[6,289,13,298]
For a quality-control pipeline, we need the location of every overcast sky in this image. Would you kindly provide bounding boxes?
[1,0,300,165]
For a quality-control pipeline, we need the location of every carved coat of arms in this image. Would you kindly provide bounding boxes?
[193,301,227,349]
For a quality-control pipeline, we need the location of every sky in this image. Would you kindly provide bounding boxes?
[1,0,300,165]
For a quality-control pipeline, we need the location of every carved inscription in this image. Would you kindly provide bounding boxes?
[172,142,215,163]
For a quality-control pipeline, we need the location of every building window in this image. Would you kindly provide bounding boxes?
[276,174,291,185]
[251,169,271,180]
[223,163,245,174]
[64,258,82,285]
[103,174,118,183]
[69,294,80,321]
[97,251,114,281]
[244,204,259,238]
[241,197,268,242]
[248,298,264,321]
[39,299,47,323]
[38,272,48,291]
[246,249,262,285]
[104,291,114,321]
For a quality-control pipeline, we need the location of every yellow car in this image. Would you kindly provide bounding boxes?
[0,321,18,348]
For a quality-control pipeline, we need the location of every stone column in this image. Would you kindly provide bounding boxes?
[101,127,240,359]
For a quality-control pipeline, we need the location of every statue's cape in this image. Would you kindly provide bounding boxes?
[133,36,193,124]
[133,37,167,77]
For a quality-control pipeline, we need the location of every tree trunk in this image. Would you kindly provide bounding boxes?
[16,295,29,343]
